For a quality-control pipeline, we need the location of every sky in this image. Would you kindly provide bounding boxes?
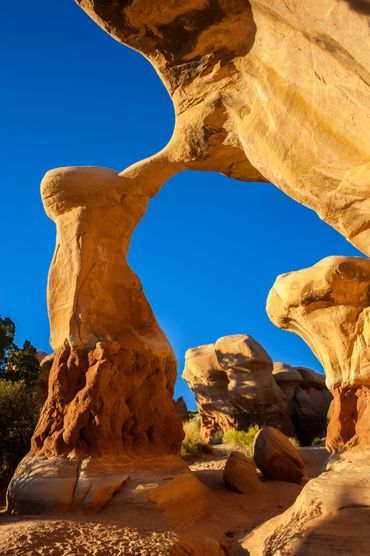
[0,1,363,409]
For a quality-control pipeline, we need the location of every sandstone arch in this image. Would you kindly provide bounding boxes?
[6,0,370,527]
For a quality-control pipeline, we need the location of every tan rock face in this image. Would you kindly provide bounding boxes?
[253,427,304,484]
[267,256,370,451]
[77,0,370,255]
[273,363,332,445]
[223,451,261,494]
[30,165,184,460]
[242,449,370,556]
[182,335,295,440]
[183,335,330,443]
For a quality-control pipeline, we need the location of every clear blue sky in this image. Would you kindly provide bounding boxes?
[1,1,362,409]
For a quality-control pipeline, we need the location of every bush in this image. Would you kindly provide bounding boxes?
[180,416,211,458]
[209,431,224,445]
[223,424,260,458]
[312,436,324,446]
[0,380,41,482]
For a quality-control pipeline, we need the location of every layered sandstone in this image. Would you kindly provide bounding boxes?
[182,335,295,440]
[77,0,370,256]
[183,335,330,443]
[267,256,370,451]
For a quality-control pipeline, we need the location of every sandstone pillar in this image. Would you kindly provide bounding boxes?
[267,255,370,451]
[6,158,203,514]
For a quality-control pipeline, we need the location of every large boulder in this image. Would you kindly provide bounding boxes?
[182,335,294,440]
[223,451,262,494]
[253,427,304,484]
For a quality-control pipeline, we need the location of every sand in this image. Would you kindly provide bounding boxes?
[0,449,304,555]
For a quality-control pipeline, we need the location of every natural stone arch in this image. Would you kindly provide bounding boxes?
[6,0,370,520]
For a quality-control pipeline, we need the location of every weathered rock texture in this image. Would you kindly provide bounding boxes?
[268,256,370,451]
[183,335,295,440]
[223,451,261,494]
[273,362,332,445]
[6,164,192,514]
[183,335,330,443]
[253,426,304,484]
[32,165,184,460]
[242,449,370,555]
[77,0,370,256]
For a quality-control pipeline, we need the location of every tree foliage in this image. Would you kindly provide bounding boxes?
[0,315,40,387]
[0,381,41,480]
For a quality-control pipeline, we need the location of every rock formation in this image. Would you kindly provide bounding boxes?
[273,362,332,445]
[267,256,370,451]
[76,0,370,256]
[7,3,370,547]
[223,451,261,494]
[7,164,199,514]
[183,335,330,443]
[183,334,295,440]
[242,449,370,555]
[253,426,304,484]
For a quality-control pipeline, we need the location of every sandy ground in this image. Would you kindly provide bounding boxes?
[0,448,305,555]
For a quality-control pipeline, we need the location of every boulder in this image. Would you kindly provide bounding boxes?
[253,427,304,484]
[182,335,294,440]
[223,451,261,494]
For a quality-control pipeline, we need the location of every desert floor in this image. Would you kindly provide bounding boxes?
[0,446,318,555]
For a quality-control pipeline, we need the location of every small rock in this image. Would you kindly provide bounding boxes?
[223,451,262,494]
[253,426,304,484]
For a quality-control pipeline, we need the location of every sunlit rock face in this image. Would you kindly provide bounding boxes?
[183,335,331,443]
[183,335,295,440]
[267,256,370,451]
[77,0,370,255]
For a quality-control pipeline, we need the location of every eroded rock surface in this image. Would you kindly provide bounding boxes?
[242,449,370,555]
[183,335,330,443]
[253,427,304,484]
[77,0,370,256]
[273,363,332,445]
[182,334,295,440]
[223,451,261,494]
[267,256,370,451]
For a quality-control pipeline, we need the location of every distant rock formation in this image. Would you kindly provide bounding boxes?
[273,363,332,445]
[183,334,331,444]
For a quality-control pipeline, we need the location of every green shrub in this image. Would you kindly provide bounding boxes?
[209,431,224,445]
[312,436,324,446]
[223,424,260,458]
[0,380,41,482]
[180,416,210,458]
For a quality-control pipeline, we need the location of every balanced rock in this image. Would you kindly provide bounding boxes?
[267,256,370,451]
[182,335,294,440]
[223,451,261,494]
[253,427,304,484]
